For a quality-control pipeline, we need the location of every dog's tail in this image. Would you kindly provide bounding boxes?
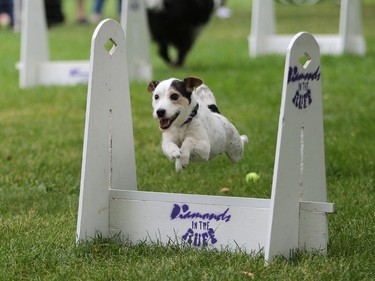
[195,85,221,114]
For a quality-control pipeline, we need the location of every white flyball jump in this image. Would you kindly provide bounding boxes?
[249,0,366,57]
[17,0,151,88]
[76,19,334,263]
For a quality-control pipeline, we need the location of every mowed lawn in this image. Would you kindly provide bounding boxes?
[0,0,374,280]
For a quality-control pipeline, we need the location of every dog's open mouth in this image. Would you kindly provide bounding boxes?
[159,112,179,129]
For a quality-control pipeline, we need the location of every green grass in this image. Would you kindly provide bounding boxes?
[1,0,375,280]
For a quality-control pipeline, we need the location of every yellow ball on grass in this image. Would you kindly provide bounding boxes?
[245,172,260,183]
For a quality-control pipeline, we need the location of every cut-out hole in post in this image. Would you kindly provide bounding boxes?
[298,52,312,69]
[104,38,117,55]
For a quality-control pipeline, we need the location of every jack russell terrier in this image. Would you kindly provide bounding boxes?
[147,77,248,172]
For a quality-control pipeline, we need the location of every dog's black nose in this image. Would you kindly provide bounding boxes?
[157,109,166,118]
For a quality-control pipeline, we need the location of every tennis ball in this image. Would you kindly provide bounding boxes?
[246,172,260,183]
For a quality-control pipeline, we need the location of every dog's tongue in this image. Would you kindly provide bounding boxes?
[159,118,171,129]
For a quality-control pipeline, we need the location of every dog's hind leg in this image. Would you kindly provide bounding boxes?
[174,50,188,67]
[225,135,249,163]
[241,135,249,146]
[174,37,195,67]
[158,42,172,65]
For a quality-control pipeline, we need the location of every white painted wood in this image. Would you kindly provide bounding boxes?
[19,0,49,88]
[300,201,334,213]
[249,0,365,57]
[121,0,152,82]
[110,191,270,252]
[265,32,328,263]
[13,0,22,32]
[76,19,137,242]
[38,62,90,85]
[76,26,334,263]
[108,191,333,252]
[18,0,151,88]
[339,0,366,54]
[249,0,275,57]
[298,210,329,254]
[110,190,270,207]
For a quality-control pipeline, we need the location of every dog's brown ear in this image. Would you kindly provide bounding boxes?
[147,80,159,93]
[184,77,203,92]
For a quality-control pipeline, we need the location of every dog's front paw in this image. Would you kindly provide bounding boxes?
[165,148,181,161]
[171,150,182,159]
[175,159,183,172]
[175,158,187,172]
[175,154,190,172]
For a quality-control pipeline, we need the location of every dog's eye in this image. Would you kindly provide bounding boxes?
[154,94,159,100]
[170,93,179,101]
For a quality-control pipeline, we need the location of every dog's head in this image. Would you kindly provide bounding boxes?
[147,77,203,130]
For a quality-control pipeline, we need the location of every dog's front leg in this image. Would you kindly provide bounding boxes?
[161,134,181,161]
[162,141,181,161]
[176,137,210,172]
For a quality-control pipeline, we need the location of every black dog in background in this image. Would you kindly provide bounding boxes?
[146,0,221,67]
[44,0,65,27]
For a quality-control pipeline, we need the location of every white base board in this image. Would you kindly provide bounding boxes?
[249,34,366,56]
[109,190,333,253]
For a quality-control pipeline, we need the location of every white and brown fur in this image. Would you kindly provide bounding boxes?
[147,77,248,172]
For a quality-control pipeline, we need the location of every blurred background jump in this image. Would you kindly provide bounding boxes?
[17,0,364,87]
[249,0,366,57]
[17,0,152,88]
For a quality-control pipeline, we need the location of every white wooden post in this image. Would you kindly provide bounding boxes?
[265,32,329,263]
[19,0,49,88]
[121,0,152,82]
[77,23,334,263]
[249,0,275,58]
[339,0,366,54]
[18,0,151,88]
[13,0,22,32]
[249,0,365,57]
[76,19,137,241]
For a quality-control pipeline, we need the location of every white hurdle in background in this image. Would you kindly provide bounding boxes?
[17,0,151,88]
[249,0,366,57]
[76,19,334,263]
